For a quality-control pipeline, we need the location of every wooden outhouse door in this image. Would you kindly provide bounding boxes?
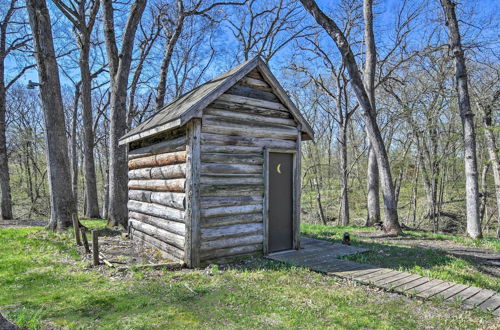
[268,152,294,252]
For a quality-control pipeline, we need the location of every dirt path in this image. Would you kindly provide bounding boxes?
[0,220,47,228]
[357,233,500,277]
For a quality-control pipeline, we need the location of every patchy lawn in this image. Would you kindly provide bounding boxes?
[0,222,497,329]
[302,224,500,292]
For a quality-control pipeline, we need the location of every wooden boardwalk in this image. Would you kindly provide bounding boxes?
[267,238,500,317]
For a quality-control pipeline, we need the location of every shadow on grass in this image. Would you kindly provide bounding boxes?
[300,231,500,291]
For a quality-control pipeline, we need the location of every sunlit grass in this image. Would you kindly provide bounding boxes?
[302,224,500,292]
[0,225,495,329]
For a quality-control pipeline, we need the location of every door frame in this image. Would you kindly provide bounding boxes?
[263,148,300,254]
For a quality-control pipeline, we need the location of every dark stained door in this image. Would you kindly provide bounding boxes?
[268,152,294,252]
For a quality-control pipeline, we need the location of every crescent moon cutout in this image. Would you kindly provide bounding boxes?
[277,163,282,174]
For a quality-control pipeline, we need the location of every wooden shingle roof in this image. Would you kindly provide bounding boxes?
[120,57,314,145]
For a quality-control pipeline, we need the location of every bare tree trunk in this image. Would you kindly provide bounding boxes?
[340,123,349,226]
[53,0,101,219]
[103,0,147,228]
[479,163,489,224]
[26,0,75,230]
[71,83,80,213]
[365,146,380,226]
[80,44,100,218]
[155,0,185,110]
[363,0,380,227]
[440,0,482,239]
[476,94,500,237]
[0,61,12,219]
[411,160,419,228]
[300,0,402,234]
[0,5,13,219]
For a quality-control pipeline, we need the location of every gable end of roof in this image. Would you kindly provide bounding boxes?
[119,57,314,145]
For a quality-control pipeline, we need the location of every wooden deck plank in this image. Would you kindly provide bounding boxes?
[364,270,403,285]
[410,279,445,296]
[417,281,456,299]
[323,262,367,274]
[446,286,482,303]
[493,306,500,317]
[331,264,376,277]
[266,237,499,318]
[393,277,430,293]
[385,274,422,290]
[435,283,469,300]
[462,289,497,308]
[355,269,393,282]
[478,294,500,312]
[275,248,341,263]
[304,258,348,271]
[375,272,414,286]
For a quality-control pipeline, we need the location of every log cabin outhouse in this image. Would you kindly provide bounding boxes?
[119,57,314,267]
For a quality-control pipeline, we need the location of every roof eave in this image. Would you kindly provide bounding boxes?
[118,118,182,146]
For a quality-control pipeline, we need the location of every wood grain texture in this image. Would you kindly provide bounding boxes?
[239,77,272,91]
[293,129,302,249]
[226,84,279,103]
[128,178,185,192]
[203,117,298,140]
[201,212,262,228]
[201,133,296,149]
[200,174,263,185]
[200,184,264,197]
[127,199,185,222]
[128,190,185,210]
[128,150,186,169]
[200,243,263,260]
[201,223,263,241]
[129,211,185,236]
[128,135,186,160]
[208,100,291,119]
[205,108,296,127]
[200,234,263,251]
[128,163,186,180]
[184,118,201,267]
[129,219,185,248]
[201,153,263,165]
[130,227,184,260]
[217,94,288,112]
[201,163,262,175]
[201,204,263,218]
[200,196,262,208]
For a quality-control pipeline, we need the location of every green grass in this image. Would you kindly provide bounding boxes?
[0,222,496,329]
[302,224,500,292]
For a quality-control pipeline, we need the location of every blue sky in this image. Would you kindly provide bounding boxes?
[6,0,499,96]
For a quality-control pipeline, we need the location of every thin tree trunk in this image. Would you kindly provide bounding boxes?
[0,60,12,219]
[71,83,80,213]
[476,95,500,237]
[300,0,402,234]
[365,145,379,226]
[26,0,75,230]
[411,160,419,228]
[155,2,185,110]
[0,14,12,219]
[479,163,489,224]
[440,0,482,238]
[340,124,349,226]
[363,0,380,227]
[80,44,100,218]
[103,0,147,228]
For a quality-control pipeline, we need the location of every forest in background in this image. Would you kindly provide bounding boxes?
[0,0,499,237]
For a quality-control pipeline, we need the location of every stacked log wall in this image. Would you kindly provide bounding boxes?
[127,129,187,261]
[199,69,298,263]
